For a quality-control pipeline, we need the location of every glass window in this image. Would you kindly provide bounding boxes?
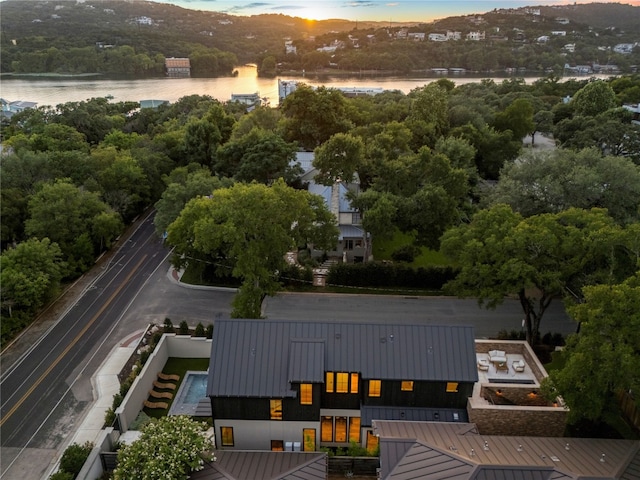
[300,384,312,405]
[446,382,459,393]
[350,373,359,393]
[321,416,333,442]
[326,372,334,393]
[366,430,378,453]
[336,372,349,393]
[221,427,234,446]
[303,429,316,451]
[335,417,347,443]
[401,381,414,391]
[369,380,381,397]
[349,417,361,442]
[270,399,282,420]
[271,440,284,451]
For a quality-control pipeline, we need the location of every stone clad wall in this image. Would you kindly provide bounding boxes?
[468,399,567,436]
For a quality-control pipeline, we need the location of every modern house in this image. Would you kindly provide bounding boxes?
[206,320,478,452]
[295,151,368,263]
[373,420,640,480]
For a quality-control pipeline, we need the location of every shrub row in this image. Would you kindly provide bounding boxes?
[327,262,459,290]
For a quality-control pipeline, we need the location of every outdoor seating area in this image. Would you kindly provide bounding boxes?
[144,372,181,412]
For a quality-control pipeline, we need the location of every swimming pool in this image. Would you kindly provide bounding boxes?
[168,371,208,416]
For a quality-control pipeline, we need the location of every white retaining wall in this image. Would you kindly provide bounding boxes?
[115,334,212,432]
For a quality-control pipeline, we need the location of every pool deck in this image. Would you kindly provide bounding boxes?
[169,370,211,416]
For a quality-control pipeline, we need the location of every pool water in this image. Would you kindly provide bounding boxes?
[168,371,208,416]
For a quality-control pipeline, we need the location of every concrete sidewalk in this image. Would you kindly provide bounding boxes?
[44,330,144,479]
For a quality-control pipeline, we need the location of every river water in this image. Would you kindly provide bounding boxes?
[1,65,604,108]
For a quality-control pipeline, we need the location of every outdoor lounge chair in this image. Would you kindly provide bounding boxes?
[488,350,507,364]
[477,358,490,371]
[144,400,169,410]
[513,359,526,372]
[158,372,180,382]
[149,389,173,400]
[153,380,177,390]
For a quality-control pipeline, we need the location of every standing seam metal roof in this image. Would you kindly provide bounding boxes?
[208,320,477,398]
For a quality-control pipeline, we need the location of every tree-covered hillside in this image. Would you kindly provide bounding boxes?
[1,1,639,76]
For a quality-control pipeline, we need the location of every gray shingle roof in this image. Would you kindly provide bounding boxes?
[208,320,477,398]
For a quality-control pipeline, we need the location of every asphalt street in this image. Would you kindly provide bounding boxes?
[0,210,575,479]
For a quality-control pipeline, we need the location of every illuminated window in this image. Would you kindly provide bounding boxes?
[369,380,381,397]
[366,430,378,453]
[270,399,282,420]
[335,417,347,442]
[271,440,284,451]
[303,428,316,451]
[446,382,458,393]
[326,372,334,393]
[349,417,361,442]
[300,384,312,405]
[321,416,333,442]
[221,427,234,446]
[350,373,359,393]
[401,381,414,391]
[336,372,349,393]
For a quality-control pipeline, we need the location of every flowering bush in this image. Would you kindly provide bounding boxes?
[113,416,211,480]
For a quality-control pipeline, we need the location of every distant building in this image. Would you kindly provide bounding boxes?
[278,79,300,103]
[614,43,637,54]
[551,30,567,36]
[428,33,447,42]
[447,30,461,40]
[466,31,485,41]
[563,43,576,53]
[285,40,297,55]
[407,32,425,41]
[165,57,190,77]
[140,99,169,109]
[230,93,263,108]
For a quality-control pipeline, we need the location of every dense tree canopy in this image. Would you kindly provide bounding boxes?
[441,204,624,344]
[542,276,640,424]
[167,180,338,318]
[487,148,640,224]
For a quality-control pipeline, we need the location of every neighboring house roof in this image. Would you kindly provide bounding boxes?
[188,451,327,480]
[339,224,364,240]
[373,420,640,480]
[308,183,355,214]
[207,320,478,398]
[295,151,315,175]
[140,99,169,109]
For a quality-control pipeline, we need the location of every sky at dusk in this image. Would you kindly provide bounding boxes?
[150,0,640,22]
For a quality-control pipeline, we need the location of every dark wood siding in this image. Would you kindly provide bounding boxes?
[285,384,321,421]
[361,380,473,409]
[213,397,269,420]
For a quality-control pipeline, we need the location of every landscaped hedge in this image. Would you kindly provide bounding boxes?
[327,262,459,290]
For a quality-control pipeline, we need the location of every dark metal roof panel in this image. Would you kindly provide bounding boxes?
[208,320,477,398]
[288,340,325,383]
[362,406,468,426]
[189,451,326,480]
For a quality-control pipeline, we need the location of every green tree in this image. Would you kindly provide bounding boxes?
[113,416,211,480]
[25,179,114,276]
[153,165,232,237]
[1,238,66,312]
[441,205,622,344]
[215,128,300,184]
[279,84,353,150]
[313,133,365,186]
[259,55,277,76]
[542,277,640,424]
[407,83,449,136]
[493,98,535,140]
[571,80,618,117]
[487,148,640,225]
[167,180,338,318]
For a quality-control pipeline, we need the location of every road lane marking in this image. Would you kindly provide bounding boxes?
[0,255,148,428]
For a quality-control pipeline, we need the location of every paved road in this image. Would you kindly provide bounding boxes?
[263,293,576,338]
[0,210,576,479]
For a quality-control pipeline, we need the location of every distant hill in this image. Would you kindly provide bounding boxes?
[539,3,640,32]
[1,0,638,76]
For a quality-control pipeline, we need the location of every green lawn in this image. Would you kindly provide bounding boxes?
[372,229,452,267]
[143,357,210,419]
